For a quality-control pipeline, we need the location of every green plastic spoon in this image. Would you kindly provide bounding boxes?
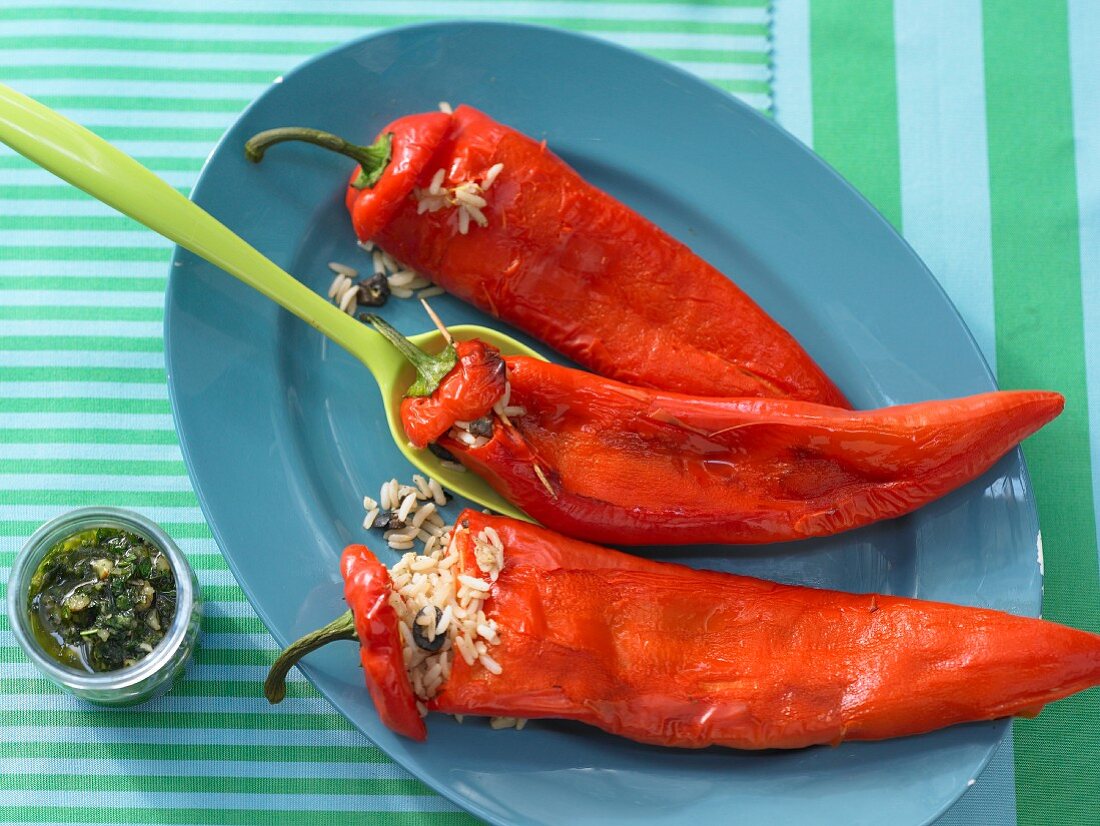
[0,82,538,520]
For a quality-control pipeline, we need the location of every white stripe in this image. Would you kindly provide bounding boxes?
[0,229,174,246]
[0,411,173,428]
[894,0,996,369]
[0,260,168,277]
[1068,0,1100,568]
[0,473,192,491]
[0,758,411,780]
[0,725,369,748]
[0,505,204,523]
[0,321,164,337]
[9,78,268,100]
[0,199,181,216]
[0,791,459,812]
[0,382,168,400]
[0,289,163,306]
[0,441,179,460]
[0,169,194,189]
[0,4,770,29]
[0,140,209,158]
[772,0,813,146]
[0,352,164,369]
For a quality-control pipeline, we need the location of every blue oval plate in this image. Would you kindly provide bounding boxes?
[165,21,1041,826]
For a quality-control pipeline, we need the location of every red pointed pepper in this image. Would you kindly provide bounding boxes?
[268,511,1100,750]
[245,107,848,405]
[369,320,1062,546]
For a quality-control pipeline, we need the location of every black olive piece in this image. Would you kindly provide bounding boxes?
[428,442,458,463]
[372,510,406,531]
[412,606,445,653]
[355,273,390,309]
[468,417,494,438]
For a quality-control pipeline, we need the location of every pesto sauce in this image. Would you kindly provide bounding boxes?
[28,527,176,673]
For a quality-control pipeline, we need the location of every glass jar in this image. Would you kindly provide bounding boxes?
[6,507,202,706]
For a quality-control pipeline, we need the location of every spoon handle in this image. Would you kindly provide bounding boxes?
[0,82,400,385]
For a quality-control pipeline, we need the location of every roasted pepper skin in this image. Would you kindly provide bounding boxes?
[335,511,1100,749]
[341,545,426,741]
[340,106,847,406]
[401,339,506,449]
[432,355,1063,545]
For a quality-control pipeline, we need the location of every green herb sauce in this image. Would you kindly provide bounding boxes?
[27,527,176,673]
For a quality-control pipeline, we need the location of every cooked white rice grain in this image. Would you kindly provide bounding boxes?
[362,495,378,510]
[482,526,503,551]
[454,187,487,209]
[397,492,418,522]
[418,286,445,299]
[327,273,346,299]
[503,406,526,418]
[328,261,358,277]
[429,168,446,194]
[440,460,466,473]
[387,269,418,287]
[412,474,432,498]
[457,208,471,235]
[411,502,436,527]
[482,163,504,190]
[480,654,503,676]
[338,287,358,313]
[464,203,488,227]
[406,276,433,290]
[428,478,447,505]
[363,508,379,530]
[458,574,491,592]
[438,101,453,114]
[391,286,415,299]
[372,250,386,274]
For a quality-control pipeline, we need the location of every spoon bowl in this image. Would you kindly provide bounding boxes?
[0,82,536,519]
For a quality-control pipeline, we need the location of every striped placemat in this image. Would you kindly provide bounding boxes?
[0,2,773,824]
[774,2,1100,825]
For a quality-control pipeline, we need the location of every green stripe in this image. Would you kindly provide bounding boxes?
[0,335,163,351]
[0,428,177,444]
[981,3,1100,824]
[0,366,164,382]
[0,215,154,231]
[0,809,476,826]
[0,490,197,507]
[0,741,387,764]
[0,551,225,571]
[0,708,350,730]
[0,774,434,796]
[0,398,170,415]
[0,65,277,84]
[709,78,771,94]
[0,307,162,322]
[0,19,766,51]
[809,0,902,228]
[0,275,167,290]
[34,94,247,113]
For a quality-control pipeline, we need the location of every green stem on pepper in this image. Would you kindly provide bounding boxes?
[264,610,357,704]
[244,128,393,189]
[365,314,457,397]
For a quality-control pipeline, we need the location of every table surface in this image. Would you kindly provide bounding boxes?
[1,2,1097,825]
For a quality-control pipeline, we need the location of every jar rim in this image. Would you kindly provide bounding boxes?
[6,507,199,691]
